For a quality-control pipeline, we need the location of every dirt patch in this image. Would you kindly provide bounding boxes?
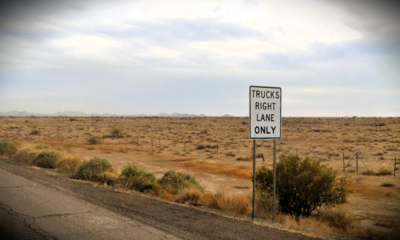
[1,116,400,237]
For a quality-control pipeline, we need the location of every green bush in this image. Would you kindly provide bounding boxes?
[72,157,113,182]
[120,163,155,192]
[0,139,20,158]
[158,171,203,193]
[14,149,39,165]
[33,151,61,169]
[254,155,351,217]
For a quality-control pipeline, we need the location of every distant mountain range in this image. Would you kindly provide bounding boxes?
[0,110,235,118]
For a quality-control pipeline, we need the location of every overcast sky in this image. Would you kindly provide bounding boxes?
[0,0,399,116]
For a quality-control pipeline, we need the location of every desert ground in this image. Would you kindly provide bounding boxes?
[1,116,399,238]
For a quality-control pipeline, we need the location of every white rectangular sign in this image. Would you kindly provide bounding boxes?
[249,86,282,139]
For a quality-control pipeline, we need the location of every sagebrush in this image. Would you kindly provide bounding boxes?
[57,156,82,174]
[33,151,61,169]
[0,139,20,158]
[158,171,203,193]
[14,148,38,165]
[120,163,155,192]
[254,155,351,217]
[72,157,113,182]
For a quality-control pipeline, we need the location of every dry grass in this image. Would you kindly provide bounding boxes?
[182,160,251,178]
[319,207,365,234]
[351,183,396,199]
[56,155,82,174]
[110,124,126,138]
[279,215,333,239]
[236,157,251,161]
[380,182,395,188]
[14,148,39,165]
[208,192,251,215]
[376,169,392,176]
[255,191,276,219]
[1,116,400,238]
[175,188,203,205]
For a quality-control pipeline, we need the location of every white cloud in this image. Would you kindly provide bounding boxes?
[50,35,122,60]
[0,0,398,116]
[191,39,284,58]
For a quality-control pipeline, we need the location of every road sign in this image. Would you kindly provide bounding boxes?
[249,86,282,139]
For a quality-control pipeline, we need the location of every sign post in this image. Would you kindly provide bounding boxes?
[249,86,282,223]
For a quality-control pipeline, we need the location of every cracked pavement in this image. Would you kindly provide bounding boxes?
[0,164,180,240]
[0,157,319,240]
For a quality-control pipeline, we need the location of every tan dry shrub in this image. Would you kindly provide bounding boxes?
[147,182,178,201]
[35,144,50,150]
[362,170,376,176]
[380,182,395,187]
[319,207,364,234]
[30,129,40,135]
[14,148,39,165]
[281,215,333,238]
[376,169,392,176]
[209,192,251,215]
[0,139,21,158]
[199,192,219,208]
[57,155,82,174]
[88,136,101,145]
[175,188,203,206]
[362,169,392,176]
[255,191,277,219]
[149,182,163,197]
[236,157,251,161]
[110,124,126,138]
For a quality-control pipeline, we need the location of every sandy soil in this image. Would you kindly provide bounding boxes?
[1,116,399,237]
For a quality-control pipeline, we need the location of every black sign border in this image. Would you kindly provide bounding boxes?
[249,85,282,139]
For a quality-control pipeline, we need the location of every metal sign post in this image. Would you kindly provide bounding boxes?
[249,86,282,223]
[252,139,256,220]
[273,139,277,223]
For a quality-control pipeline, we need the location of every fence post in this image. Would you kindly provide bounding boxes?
[356,153,359,173]
[343,151,345,171]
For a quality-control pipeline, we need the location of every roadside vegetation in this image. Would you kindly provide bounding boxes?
[254,155,351,217]
[72,157,114,182]
[0,132,393,239]
[119,163,155,192]
[0,139,20,158]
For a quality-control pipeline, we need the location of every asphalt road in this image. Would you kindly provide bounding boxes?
[0,161,179,240]
[0,158,319,240]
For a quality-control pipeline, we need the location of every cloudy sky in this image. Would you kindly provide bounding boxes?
[0,0,399,116]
